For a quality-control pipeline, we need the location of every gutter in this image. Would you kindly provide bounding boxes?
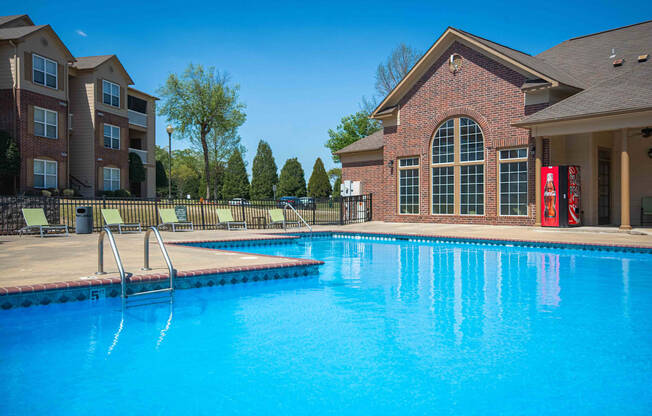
[512,106,652,128]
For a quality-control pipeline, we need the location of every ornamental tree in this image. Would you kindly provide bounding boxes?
[308,158,331,198]
[221,149,250,200]
[277,158,306,197]
[250,140,278,199]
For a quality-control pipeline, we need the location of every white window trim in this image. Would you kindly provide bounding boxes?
[103,167,121,191]
[32,54,58,89]
[103,80,120,107]
[103,123,120,150]
[498,159,529,217]
[33,106,58,139]
[398,157,420,215]
[33,159,57,189]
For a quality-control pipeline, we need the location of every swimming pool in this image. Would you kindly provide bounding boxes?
[1,234,651,414]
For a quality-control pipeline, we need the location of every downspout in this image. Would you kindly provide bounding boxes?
[9,40,18,193]
[66,62,70,189]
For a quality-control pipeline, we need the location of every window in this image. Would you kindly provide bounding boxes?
[34,107,58,139]
[103,80,120,107]
[432,166,454,214]
[104,124,120,149]
[34,159,57,189]
[461,164,484,215]
[431,117,485,215]
[499,148,528,216]
[398,157,420,214]
[460,117,484,162]
[432,119,454,164]
[103,167,120,191]
[33,54,57,89]
[127,95,147,113]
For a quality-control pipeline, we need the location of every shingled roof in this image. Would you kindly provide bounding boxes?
[335,130,384,155]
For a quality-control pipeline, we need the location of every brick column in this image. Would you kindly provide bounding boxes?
[619,129,631,230]
[534,136,543,226]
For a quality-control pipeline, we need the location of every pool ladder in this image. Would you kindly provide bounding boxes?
[282,202,312,233]
[97,227,176,305]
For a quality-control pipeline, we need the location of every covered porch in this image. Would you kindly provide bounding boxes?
[529,111,652,228]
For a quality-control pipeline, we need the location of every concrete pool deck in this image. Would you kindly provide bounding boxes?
[0,221,651,291]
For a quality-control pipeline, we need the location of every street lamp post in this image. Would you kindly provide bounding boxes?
[166,125,174,199]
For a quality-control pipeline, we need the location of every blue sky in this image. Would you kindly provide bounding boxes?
[6,1,648,176]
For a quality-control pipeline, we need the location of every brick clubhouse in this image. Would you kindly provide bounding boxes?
[338,22,652,228]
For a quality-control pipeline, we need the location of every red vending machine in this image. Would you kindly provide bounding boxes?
[541,166,581,227]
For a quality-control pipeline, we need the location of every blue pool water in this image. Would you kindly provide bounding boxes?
[1,235,652,415]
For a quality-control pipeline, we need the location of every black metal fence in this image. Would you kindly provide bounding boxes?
[0,194,372,234]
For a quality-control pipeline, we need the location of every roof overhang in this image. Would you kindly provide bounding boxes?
[7,25,75,62]
[128,86,159,100]
[74,55,134,85]
[513,108,652,136]
[371,27,565,119]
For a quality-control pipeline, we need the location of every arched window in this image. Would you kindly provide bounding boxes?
[431,117,485,215]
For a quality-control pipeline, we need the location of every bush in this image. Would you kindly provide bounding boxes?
[99,189,132,197]
[62,188,75,197]
[41,189,52,197]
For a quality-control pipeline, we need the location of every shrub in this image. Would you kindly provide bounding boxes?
[41,189,52,197]
[62,188,75,197]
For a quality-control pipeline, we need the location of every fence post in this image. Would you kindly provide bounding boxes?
[312,201,316,225]
[368,194,372,221]
[154,198,158,227]
[339,196,344,225]
[200,200,206,230]
[241,202,246,224]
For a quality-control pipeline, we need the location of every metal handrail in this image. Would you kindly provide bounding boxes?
[96,227,132,299]
[282,202,312,232]
[142,226,176,292]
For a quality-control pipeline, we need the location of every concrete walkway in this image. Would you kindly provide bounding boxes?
[1,222,650,288]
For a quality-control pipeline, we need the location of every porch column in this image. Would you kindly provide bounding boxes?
[619,129,631,230]
[534,136,543,226]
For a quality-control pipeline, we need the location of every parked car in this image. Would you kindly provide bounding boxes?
[229,198,250,206]
[299,197,315,209]
[277,196,299,208]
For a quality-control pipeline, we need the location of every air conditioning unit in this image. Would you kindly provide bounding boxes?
[340,180,362,196]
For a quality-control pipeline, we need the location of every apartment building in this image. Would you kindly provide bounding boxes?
[0,14,157,197]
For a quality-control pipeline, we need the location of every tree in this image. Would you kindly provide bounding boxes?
[158,64,246,199]
[0,130,20,194]
[250,140,278,199]
[332,177,342,198]
[128,153,146,184]
[308,158,331,198]
[277,158,306,197]
[325,110,381,162]
[375,43,421,97]
[221,149,250,200]
[327,168,341,184]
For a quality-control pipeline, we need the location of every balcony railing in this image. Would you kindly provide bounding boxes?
[128,109,147,128]
[129,148,148,164]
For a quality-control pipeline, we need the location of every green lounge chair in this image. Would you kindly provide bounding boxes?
[216,208,247,230]
[101,209,141,234]
[158,208,193,232]
[268,208,299,229]
[642,197,652,226]
[20,208,69,237]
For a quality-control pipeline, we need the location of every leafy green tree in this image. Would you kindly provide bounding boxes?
[221,149,250,200]
[327,168,341,184]
[308,158,331,198]
[155,160,168,190]
[0,130,20,194]
[332,177,342,198]
[158,64,246,199]
[250,140,278,199]
[277,158,306,197]
[325,110,381,162]
[128,153,146,183]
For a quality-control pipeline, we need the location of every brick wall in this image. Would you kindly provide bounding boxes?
[348,41,553,225]
[95,110,129,192]
[341,159,385,220]
[15,89,69,191]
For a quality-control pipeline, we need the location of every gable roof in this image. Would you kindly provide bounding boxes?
[0,14,34,28]
[536,20,652,88]
[0,24,74,61]
[335,130,384,155]
[371,27,585,118]
[515,61,652,126]
[72,55,134,84]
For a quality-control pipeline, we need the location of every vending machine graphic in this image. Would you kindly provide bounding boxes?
[541,166,581,227]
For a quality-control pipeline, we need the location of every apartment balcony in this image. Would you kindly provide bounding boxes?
[129,148,148,164]
[128,109,147,128]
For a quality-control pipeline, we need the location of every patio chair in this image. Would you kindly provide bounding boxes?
[101,209,142,234]
[158,208,193,232]
[19,208,69,237]
[268,208,300,229]
[216,208,247,230]
[642,197,652,226]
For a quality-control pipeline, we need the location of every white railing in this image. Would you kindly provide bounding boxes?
[128,109,147,127]
[129,148,148,164]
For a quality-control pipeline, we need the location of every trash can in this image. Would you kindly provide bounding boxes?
[75,206,93,234]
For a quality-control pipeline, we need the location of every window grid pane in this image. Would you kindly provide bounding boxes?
[432,166,454,214]
[460,164,484,215]
[33,55,57,88]
[432,119,454,164]
[103,168,120,191]
[34,160,56,189]
[399,167,419,214]
[399,157,419,167]
[460,117,484,162]
[500,161,528,216]
[499,148,527,160]
[103,80,120,107]
[34,108,57,139]
[104,125,120,149]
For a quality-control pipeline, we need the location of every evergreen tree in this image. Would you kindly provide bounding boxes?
[128,152,146,183]
[250,140,278,199]
[277,158,306,197]
[156,160,168,188]
[332,177,342,199]
[221,149,250,199]
[307,158,331,198]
